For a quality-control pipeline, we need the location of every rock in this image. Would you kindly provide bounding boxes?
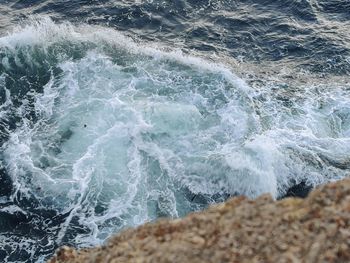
[51,246,77,262]
[284,181,313,198]
[48,179,350,263]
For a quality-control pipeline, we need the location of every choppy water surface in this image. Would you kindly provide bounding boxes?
[0,1,349,262]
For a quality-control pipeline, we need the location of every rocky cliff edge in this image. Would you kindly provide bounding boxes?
[48,179,350,263]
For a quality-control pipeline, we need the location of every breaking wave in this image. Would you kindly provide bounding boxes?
[0,18,349,262]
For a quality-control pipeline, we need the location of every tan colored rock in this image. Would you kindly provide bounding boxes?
[48,179,350,263]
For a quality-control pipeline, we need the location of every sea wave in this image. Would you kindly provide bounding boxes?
[0,17,349,262]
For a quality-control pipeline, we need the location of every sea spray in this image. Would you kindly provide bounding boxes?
[0,18,350,262]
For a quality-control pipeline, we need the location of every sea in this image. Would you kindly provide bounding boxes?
[0,0,349,262]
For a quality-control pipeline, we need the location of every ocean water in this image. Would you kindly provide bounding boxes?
[0,1,349,262]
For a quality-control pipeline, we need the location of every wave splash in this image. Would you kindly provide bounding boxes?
[0,18,349,262]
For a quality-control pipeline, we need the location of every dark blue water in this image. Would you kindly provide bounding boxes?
[0,1,349,262]
[2,0,350,73]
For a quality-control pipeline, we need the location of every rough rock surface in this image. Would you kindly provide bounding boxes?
[48,179,350,263]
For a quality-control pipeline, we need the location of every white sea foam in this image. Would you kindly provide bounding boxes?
[1,18,350,261]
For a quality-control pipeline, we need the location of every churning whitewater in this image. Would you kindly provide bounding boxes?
[0,18,350,262]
